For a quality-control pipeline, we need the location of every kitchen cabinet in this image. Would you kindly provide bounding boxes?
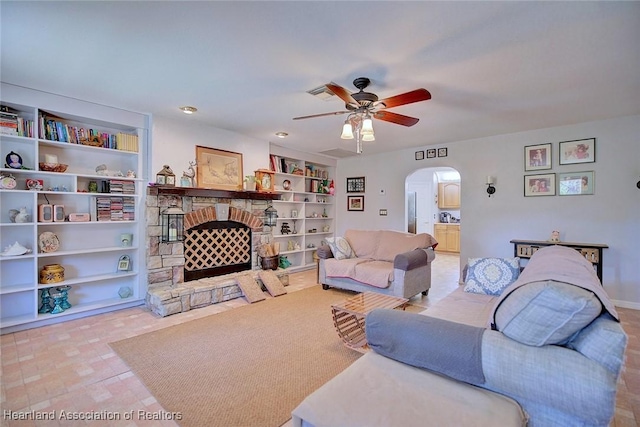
[438,182,460,209]
[433,224,460,253]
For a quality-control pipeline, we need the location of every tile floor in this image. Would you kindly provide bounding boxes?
[1,253,638,426]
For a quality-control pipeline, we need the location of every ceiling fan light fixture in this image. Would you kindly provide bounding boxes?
[361,116,374,136]
[362,133,375,142]
[179,106,197,114]
[275,132,288,138]
[340,121,354,139]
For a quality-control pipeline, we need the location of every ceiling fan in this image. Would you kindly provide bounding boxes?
[293,77,431,153]
[293,77,431,126]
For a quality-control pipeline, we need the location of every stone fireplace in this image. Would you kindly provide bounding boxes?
[146,186,281,290]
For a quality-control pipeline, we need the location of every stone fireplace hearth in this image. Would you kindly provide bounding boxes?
[146,186,281,290]
[144,186,287,317]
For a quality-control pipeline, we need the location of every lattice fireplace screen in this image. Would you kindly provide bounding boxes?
[184,221,252,281]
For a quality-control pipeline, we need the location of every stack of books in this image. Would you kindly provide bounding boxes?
[0,108,18,135]
[108,180,136,194]
[93,195,136,222]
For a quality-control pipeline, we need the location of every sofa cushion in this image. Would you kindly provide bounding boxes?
[353,260,394,288]
[324,236,354,260]
[374,231,436,262]
[345,229,379,259]
[324,257,369,279]
[566,313,627,375]
[464,257,521,296]
[494,281,603,346]
[366,308,486,385]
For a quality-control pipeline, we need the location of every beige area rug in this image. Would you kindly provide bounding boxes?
[110,286,366,427]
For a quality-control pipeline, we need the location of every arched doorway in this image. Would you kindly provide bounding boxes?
[405,167,460,238]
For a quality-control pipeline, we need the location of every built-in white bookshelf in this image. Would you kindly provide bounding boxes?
[268,145,337,272]
[0,83,149,334]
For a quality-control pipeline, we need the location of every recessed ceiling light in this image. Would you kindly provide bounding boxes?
[275,132,288,138]
[179,106,197,114]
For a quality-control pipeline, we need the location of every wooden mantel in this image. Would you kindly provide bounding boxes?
[148,185,281,200]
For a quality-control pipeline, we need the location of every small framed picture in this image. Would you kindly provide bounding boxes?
[559,138,595,165]
[524,173,556,197]
[558,171,594,196]
[347,195,364,211]
[415,150,424,160]
[426,149,436,158]
[5,151,23,169]
[437,148,448,157]
[524,143,552,171]
[346,176,365,193]
[117,255,131,272]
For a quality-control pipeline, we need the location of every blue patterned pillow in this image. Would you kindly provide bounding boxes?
[325,237,354,260]
[464,257,520,296]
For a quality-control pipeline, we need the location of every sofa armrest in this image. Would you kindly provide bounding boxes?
[316,244,334,259]
[394,247,435,271]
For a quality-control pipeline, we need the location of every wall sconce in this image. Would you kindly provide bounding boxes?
[161,203,185,242]
[486,176,496,197]
[264,204,278,228]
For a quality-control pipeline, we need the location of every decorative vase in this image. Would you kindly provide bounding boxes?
[38,288,53,314]
[40,264,65,284]
[56,285,72,310]
[50,292,65,314]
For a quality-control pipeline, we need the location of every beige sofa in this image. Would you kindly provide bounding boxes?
[293,246,627,426]
[317,229,438,299]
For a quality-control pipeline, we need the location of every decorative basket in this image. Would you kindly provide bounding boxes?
[39,162,68,173]
[261,255,279,270]
[40,264,65,284]
[79,136,103,147]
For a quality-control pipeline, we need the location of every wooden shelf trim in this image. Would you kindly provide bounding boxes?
[148,185,281,200]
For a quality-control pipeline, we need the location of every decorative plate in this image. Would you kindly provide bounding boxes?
[0,175,17,189]
[39,232,60,253]
[282,179,291,191]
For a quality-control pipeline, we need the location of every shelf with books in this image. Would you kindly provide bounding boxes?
[268,146,336,272]
[0,84,148,334]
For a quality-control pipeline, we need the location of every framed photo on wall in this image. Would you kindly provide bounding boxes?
[346,176,365,193]
[524,173,556,196]
[426,149,437,158]
[415,150,424,160]
[559,138,595,165]
[437,147,448,157]
[195,145,243,191]
[347,195,364,211]
[524,143,552,171]
[558,171,594,196]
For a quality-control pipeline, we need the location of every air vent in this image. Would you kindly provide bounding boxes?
[307,83,337,101]
[318,148,358,158]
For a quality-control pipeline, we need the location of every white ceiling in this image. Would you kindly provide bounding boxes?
[2,1,639,158]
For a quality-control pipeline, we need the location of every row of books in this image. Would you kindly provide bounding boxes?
[38,115,138,152]
[0,110,35,137]
[269,155,304,175]
[116,132,139,152]
[92,196,135,222]
[108,180,136,194]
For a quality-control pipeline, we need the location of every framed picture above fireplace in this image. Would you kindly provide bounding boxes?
[196,146,243,191]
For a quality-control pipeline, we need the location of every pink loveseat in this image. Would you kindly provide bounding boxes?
[317,229,437,299]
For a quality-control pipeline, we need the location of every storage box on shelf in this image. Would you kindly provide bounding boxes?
[268,153,335,272]
[0,90,148,334]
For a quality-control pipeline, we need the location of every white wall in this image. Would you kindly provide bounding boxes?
[335,115,640,308]
[151,116,270,185]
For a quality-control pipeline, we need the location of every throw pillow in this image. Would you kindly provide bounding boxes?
[464,257,520,296]
[494,281,602,346]
[325,237,354,260]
